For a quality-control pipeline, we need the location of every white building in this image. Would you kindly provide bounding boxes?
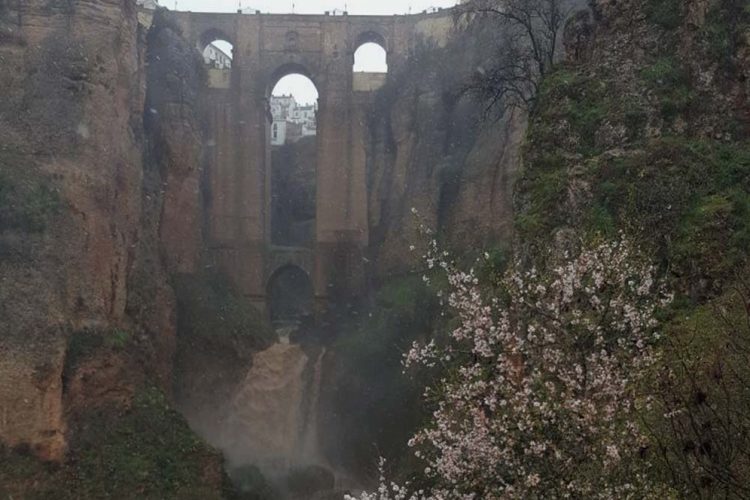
[294,104,317,136]
[271,121,288,145]
[270,95,317,145]
[203,43,232,70]
[136,0,159,9]
[271,95,297,121]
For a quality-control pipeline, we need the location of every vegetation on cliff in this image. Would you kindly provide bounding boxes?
[0,388,232,499]
[348,0,750,497]
[323,276,439,479]
[173,272,274,350]
[350,237,678,499]
[0,164,60,234]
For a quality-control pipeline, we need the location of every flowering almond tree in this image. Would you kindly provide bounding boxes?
[349,237,673,499]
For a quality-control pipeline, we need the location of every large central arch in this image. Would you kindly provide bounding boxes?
[268,67,319,248]
[268,63,318,94]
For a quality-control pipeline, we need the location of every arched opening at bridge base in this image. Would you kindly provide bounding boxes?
[267,265,314,335]
[269,68,319,249]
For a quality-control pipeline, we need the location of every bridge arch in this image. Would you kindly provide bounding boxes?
[266,264,314,324]
[354,30,388,53]
[200,28,235,88]
[267,62,319,97]
[268,68,318,248]
[162,8,460,310]
[199,28,234,53]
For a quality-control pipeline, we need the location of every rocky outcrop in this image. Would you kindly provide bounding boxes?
[171,271,275,463]
[516,0,749,293]
[366,31,525,279]
[0,0,149,460]
[0,1,212,466]
[145,11,206,275]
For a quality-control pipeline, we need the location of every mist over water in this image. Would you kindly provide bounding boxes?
[225,342,311,470]
[212,321,347,498]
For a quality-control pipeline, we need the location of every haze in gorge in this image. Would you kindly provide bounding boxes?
[0,0,749,498]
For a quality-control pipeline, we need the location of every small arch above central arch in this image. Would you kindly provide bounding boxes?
[353,31,388,75]
[354,30,388,53]
[199,28,234,55]
[200,29,234,89]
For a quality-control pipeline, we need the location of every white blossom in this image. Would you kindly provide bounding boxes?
[350,237,670,499]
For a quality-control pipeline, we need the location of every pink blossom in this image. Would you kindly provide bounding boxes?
[351,237,670,499]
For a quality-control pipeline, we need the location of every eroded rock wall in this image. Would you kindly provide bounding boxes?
[505,0,750,339]
[0,1,213,463]
[0,0,149,460]
[144,11,206,275]
[366,32,525,279]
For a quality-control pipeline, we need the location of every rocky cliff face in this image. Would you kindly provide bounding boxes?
[366,26,526,279]
[514,2,749,494]
[517,0,749,297]
[144,12,206,275]
[0,0,217,463]
[0,2,233,495]
[0,0,150,460]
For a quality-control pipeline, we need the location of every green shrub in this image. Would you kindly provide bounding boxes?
[645,0,684,30]
[326,275,438,479]
[534,69,610,156]
[108,328,131,349]
[72,387,227,499]
[640,57,687,88]
[65,327,133,376]
[640,57,695,119]
[229,465,277,500]
[0,446,61,499]
[531,67,647,158]
[647,284,750,497]
[173,272,274,350]
[286,465,335,497]
[519,96,750,291]
[0,167,60,233]
[0,388,230,499]
[587,138,750,293]
[703,0,750,71]
[514,168,568,237]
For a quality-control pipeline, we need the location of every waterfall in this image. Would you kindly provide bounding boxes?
[300,347,326,461]
[222,341,328,476]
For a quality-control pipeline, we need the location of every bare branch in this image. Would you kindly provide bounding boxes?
[458,0,570,118]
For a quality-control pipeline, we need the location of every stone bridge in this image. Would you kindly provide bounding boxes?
[164,8,454,313]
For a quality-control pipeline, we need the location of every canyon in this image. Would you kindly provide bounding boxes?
[0,0,521,496]
[1,0,748,497]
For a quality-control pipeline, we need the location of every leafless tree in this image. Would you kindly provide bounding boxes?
[456,0,574,116]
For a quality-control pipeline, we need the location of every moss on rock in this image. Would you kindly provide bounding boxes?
[0,387,234,499]
[173,272,274,349]
[0,159,60,234]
